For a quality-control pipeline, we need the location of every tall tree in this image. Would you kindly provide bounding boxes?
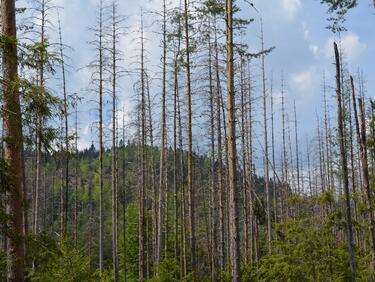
[225,0,240,280]
[110,1,120,280]
[183,0,196,277]
[334,42,356,281]
[260,19,271,253]
[157,0,167,269]
[351,76,375,271]
[2,0,25,279]
[57,7,69,240]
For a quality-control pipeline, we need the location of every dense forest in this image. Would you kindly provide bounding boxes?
[0,0,375,281]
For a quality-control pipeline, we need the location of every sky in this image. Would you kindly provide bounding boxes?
[18,0,375,165]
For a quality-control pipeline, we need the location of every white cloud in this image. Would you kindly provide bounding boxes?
[325,32,367,63]
[289,66,319,109]
[281,0,302,21]
[309,44,319,57]
[301,22,309,39]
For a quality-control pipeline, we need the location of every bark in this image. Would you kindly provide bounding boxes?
[271,83,277,223]
[225,0,240,280]
[351,76,375,271]
[111,3,119,280]
[183,0,196,277]
[98,0,104,273]
[157,0,167,268]
[214,16,225,271]
[207,18,216,281]
[2,0,25,279]
[334,42,356,281]
[139,15,146,281]
[260,20,271,253]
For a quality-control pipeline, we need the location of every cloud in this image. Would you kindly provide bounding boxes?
[301,22,309,40]
[281,0,302,21]
[309,44,319,57]
[324,32,367,63]
[289,66,319,109]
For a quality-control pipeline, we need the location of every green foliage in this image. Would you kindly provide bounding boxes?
[28,235,97,282]
[319,0,357,32]
[148,258,180,282]
[247,218,373,281]
[0,251,6,281]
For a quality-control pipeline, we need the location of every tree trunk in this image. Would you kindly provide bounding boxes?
[260,20,271,253]
[2,0,25,279]
[139,15,146,281]
[183,0,196,277]
[225,0,240,280]
[214,16,225,271]
[111,3,119,280]
[351,76,375,271]
[98,0,104,273]
[334,42,356,281]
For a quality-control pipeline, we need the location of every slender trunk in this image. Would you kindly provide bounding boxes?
[214,17,225,271]
[271,83,277,223]
[183,0,196,277]
[294,102,300,196]
[177,87,187,277]
[281,78,288,219]
[334,42,355,281]
[157,0,167,268]
[111,3,119,280]
[207,18,216,281]
[57,8,69,239]
[98,0,104,273]
[139,15,146,281]
[239,57,248,264]
[172,23,181,268]
[74,102,79,248]
[226,0,240,280]
[260,19,271,253]
[122,109,127,282]
[351,76,375,271]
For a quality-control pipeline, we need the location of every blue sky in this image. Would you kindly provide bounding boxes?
[21,0,375,162]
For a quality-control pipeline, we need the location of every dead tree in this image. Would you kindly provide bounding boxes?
[334,42,356,281]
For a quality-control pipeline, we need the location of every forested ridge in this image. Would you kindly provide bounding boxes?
[0,0,375,281]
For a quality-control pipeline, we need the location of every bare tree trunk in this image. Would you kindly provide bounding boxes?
[111,2,119,280]
[57,7,69,239]
[281,78,288,220]
[2,0,25,279]
[239,57,250,265]
[225,0,240,280]
[157,0,167,269]
[334,42,355,281]
[172,15,181,268]
[271,83,277,223]
[121,109,127,282]
[183,0,196,277]
[293,102,300,196]
[260,19,271,253]
[98,0,104,273]
[139,15,146,282]
[74,101,79,248]
[351,76,375,271]
[177,87,187,277]
[214,17,225,271]
[207,19,216,281]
